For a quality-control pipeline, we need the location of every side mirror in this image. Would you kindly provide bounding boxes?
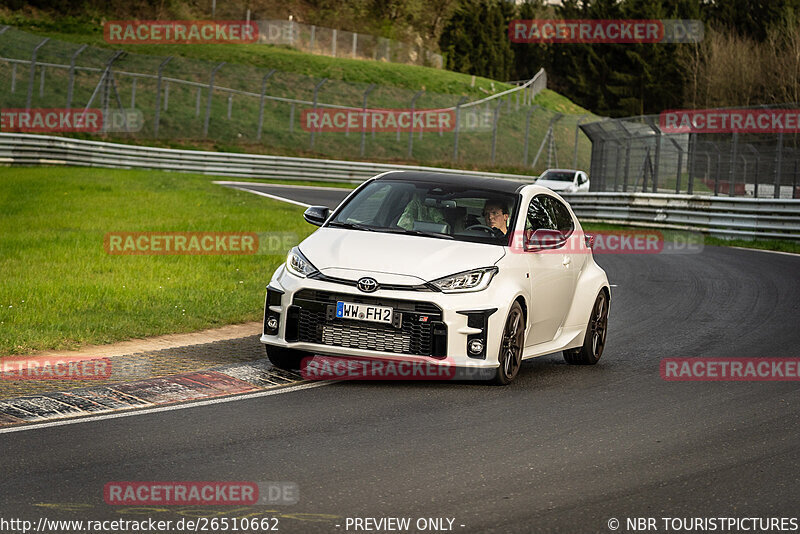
[525,228,568,251]
[303,205,330,226]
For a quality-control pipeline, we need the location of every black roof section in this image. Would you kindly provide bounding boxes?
[374,170,528,194]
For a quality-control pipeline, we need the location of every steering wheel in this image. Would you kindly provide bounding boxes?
[466,224,504,238]
[466,224,495,233]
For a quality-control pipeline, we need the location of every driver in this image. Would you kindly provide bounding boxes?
[482,199,510,235]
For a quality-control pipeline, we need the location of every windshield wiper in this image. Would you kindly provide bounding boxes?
[383,228,454,240]
[326,221,376,232]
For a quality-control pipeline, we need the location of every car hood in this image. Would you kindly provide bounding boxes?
[299,227,506,283]
[536,179,574,191]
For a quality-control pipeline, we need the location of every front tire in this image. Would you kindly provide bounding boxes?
[563,290,609,365]
[491,302,525,385]
[265,346,308,371]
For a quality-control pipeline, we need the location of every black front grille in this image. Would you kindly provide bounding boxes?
[289,290,446,357]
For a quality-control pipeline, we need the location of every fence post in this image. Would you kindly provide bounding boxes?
[572,114,589,168]
[130,78,137,108]
[26,38,50,110]
[360,84,376,157]
[490,100,503,165]
[257,69,276,141]
[452,96,468,161]
[729,132,738,197]
[746,144,760,198]
[226,94,232,119]
[408,90,424,158]
[652,126,661,193]
[39,66,46,97]
[153,56,173,138]
[82,50,123,117]
[622,139,632,192]
[11,63,16,93]
[332,29,337,57]
[774,132,783,199]
[613,142,623,192]
[163,81,169,111]
[674,141,683,194]
[309,78,327,149]
[522,105,539,167]
[352,33,358,58]
[203,62,226,138]
[687,133,696,194]
[290,104,295,133]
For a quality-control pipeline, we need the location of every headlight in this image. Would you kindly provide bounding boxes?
[430,267,498,293]
[286,247,318,278]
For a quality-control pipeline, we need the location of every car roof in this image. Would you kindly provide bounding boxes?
[541,168,580,173]
[374,170,528,194]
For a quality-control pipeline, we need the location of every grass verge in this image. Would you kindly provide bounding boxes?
[0,166,314,356]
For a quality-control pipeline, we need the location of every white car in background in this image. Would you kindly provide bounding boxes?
[261,171,610,385]
[536,169,590,193]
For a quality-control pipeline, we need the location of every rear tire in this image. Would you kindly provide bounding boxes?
[265,346,308,371]
[563,290,609,365]
[491,302,525,385]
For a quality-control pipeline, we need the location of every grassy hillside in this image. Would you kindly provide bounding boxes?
[0,19,594,173]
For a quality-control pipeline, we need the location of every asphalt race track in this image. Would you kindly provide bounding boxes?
[1,184,799,534]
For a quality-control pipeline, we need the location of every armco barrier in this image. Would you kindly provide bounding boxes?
[1,133,798,241]
[562,192,800,241]
[0,133,532,184]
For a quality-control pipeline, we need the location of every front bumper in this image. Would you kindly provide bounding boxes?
[261,265,509,370]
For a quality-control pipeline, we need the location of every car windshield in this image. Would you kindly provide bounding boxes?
[540,171,576,182]
[327,179,518,246]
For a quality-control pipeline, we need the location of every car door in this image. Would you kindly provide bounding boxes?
[522,194,578,346]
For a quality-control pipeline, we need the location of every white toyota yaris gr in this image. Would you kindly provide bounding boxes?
[261,171,610,384]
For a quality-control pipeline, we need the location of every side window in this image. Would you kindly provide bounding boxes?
[525,196,557,232]
[541,196,575,235]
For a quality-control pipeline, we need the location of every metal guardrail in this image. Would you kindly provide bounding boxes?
[2,133,797,241]
[562,192,800,240]
[0,132,535,183]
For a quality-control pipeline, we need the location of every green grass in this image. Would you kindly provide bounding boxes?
[1,16,512,100]
[0,166,316,356]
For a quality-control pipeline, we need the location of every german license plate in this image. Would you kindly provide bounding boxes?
[336,301,393,324]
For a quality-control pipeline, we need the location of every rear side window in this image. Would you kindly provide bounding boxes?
[525,196,557,232]
[540,196,575,235]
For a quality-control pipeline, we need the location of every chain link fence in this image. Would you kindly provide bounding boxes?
[581,112,800,199]
[0,26,594,174]
[256,20,443,69]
